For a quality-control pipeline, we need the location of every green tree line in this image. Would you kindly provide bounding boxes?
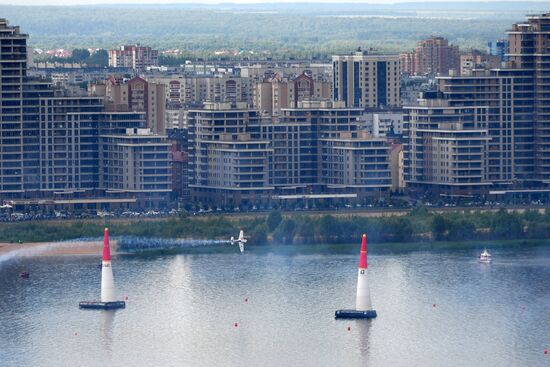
[2,207,550,246]
[3,4,541,59]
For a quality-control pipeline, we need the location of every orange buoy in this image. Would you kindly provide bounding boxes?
[544,348,548,355]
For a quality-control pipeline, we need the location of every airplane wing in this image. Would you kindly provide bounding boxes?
[239,242,244,253]
[239,230,244,241]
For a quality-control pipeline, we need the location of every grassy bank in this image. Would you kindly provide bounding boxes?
[2,207,550,246]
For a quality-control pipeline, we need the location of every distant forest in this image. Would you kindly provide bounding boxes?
[1,2,548,59]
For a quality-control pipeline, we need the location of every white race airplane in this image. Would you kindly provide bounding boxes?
[230,229,247,253]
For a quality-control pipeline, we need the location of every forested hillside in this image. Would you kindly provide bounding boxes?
[2,2,546,58]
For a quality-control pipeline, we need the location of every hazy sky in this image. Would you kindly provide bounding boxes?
[1,0,528,5]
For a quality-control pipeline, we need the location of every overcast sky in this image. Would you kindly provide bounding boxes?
[1,0,530,5]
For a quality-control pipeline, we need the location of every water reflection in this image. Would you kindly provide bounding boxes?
[1,245,549,366]
[356,321,372,359]
[100,311,115,356]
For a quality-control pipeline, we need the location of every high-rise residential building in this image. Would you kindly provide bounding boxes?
[367,111,404,137]
[91,76,167,134]
[507,13,550,182]
[254,72,332,116]
[238,63,332,82]
[148,75,253,108]
[332,50,400,109]
[320,131,391,196]
[99,128,172,206]
[401,37,460,76]
[437,69,535,187]
[0,18,53,197]
[404,98,491,196]
[187,102,273,207]
[0,19,171,209]
[487,40,509,62]
[108,45,158,71]
[186,99,392,206]
[38,96,172,205]
[168,129,190,203]
[389,143,405,193]
[416,37,460,76]
[459,50,501,75]
[399,53,416,75]
[403,13,550,198]
[266,101,392,200]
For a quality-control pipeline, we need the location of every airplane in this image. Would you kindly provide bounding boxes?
[230,229,247,253]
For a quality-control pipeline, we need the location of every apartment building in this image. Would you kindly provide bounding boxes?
[507,13,550,182]
[488,40,509,62]
[332,50,400,109]
[187,102,273,207]
[91,76,167,134]
[238,63,332,82]
[437,69,535,186]
[148,75,253,107]
[404,98,491,196]
[108,45,158,71]
[401,37,460,76]
[366,111,404,137]
[459,50,501,75]
[99,128,171,206]
[0,18,53,197]
[321,131,391,198]
[254,72,332,116]
[266,102,392,200]
[0,19,172,208]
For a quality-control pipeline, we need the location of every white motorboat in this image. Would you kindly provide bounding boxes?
[479,249,492,263]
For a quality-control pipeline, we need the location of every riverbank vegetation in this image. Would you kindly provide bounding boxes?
[2,207,550,246]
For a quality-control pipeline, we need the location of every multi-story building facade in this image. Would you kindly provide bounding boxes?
[266,102,392,200]
[332,50,400,109]
[187,102,273,207]
[403,13,550,198]
[91,76,167,134]
[0,19,171,209]
[404,99,491,196]
[238,63,332,82]
[367,111,404,137]
[320,132,391,198]
[168,128,190,203]
[0,18,53,197]
[401,37,460,76]
[507,13,550,182]
[108,45,158,71]
[459,50,501,76]
[437,69,535,186]
[488,40,509,62]
[254,72,332,116]
[100,128,172,206]
[148,75,253,108]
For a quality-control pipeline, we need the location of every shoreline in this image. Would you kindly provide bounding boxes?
[0,240,117,258]
[1,237,550,261]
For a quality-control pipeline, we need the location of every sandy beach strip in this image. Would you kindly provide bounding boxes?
[0,240,118,258]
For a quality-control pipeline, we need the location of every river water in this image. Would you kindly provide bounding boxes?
[1,243,549,366]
